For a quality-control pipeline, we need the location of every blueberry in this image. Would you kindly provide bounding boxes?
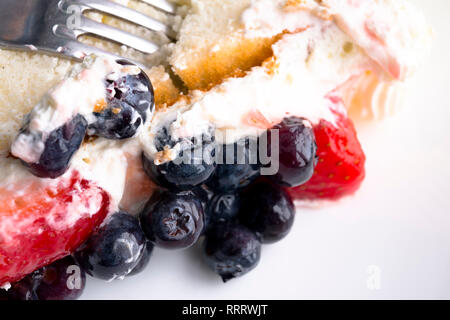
[206,139,260,193]
[114,60,155,119]
[206,193,241,228]
[203,223,261,282]
[192,186,215,232]
[88,62,154,140]
[74,212,146,281]
[5,275,38,300]
[128,240,154,276]
[140,190,204,250]
[142,125,216,190]
[24,114,88,179]
[239,180,295,244]
[34,256,86,300]
[6,256,85,300]
[88,100,144,140]
[267,117,317,187]
[193,185,215,210]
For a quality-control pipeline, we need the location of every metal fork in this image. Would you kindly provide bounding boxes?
[0,0,177,67]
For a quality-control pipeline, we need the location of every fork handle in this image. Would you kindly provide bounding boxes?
[0,0,56,45]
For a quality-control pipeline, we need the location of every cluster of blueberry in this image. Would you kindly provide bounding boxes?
[76,115,316,285]
[4,64,319,299]
[18,60,155,179]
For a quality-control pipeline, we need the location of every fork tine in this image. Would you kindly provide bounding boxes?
[140,0,177,14]
[77,16,160,54]
[54,37,147,69]
[74,0,177,39]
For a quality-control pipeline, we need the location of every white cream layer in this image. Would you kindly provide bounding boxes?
[2,56,144,213]
[242,0,432,81]
[141,0,431,161]
[141,23,377,160]
[1,0,430,215]
[10,56,141,164]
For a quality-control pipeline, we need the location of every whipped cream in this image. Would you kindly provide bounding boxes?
[0,139,129,219]
[142,23,375,160]
[242,0,431,81]
[2,0,431,219]
[1,56,146,215]
[10,56,141,164]
[141,0,431,161]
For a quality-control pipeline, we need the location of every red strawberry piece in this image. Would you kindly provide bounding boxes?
[0,172,110,286]
[289,108,366,201]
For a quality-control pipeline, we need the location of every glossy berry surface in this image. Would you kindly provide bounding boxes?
[290,107,366,201]
[88,63,154,140]
[206,139,260,193]
[239,180,295,244]
[6,256,86,300]
[4,274,38,300]
[193,185,215,210]
[192,186,215,234]
[140,190,204,250]
[75,212,146,281]
[113,60,155,119]
[34,256,86,300]
[128,240,154,276]
[143,126,216,190]
[203,223,261,282]
[205,193,241,230]
[267,117,317,187]
[24,114,88,179]
[88,100,144,140]
[0,172,110,286]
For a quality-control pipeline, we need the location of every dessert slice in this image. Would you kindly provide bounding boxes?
[168,0,431,119]
[168,0,279,90]
[0,56,156,287]
[144,0,429,201]
[0,0,430,292]
[141,28,367,201]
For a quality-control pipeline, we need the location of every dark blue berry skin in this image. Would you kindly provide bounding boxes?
[193,186,215,233]
[206,139,260,193]
[88,62,154,140]
[239,180,295,244]
[267,117,317,187]
[193,185,215,209]
[88,100,144,140]
[206,193,241,229]
[74,212,146,281]
[114,60,155,120]
[142,126,216,190]
[140,190,204,250]
[4,274,38,300]
[23,114,88,179]
[203,223,261,282]
[34,256,86,300]
[6,256,85,300]
[142,153,216,190]
[128,240,154,276]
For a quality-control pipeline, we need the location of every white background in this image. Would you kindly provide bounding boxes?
[82,0,450,299]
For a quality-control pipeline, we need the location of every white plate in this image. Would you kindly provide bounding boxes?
[82,0,450,300]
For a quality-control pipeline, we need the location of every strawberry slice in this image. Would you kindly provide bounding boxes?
[0,172,110,286]
[289,106,366,201]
